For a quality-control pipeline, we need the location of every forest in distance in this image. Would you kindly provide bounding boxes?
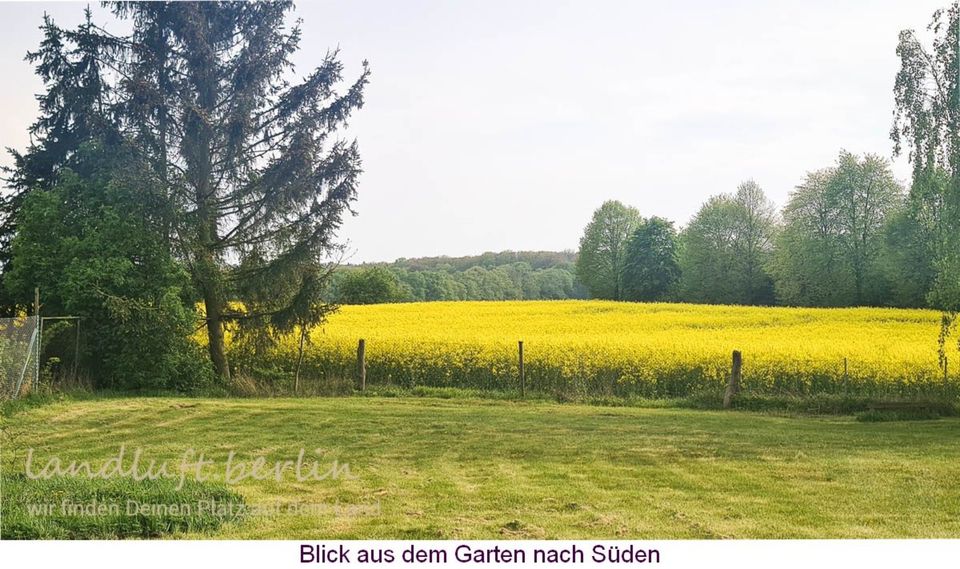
[332,150,955,311]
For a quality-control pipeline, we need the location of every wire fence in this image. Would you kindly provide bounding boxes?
[0,316,39,400]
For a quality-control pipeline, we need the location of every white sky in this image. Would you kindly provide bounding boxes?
[0,1,948,262]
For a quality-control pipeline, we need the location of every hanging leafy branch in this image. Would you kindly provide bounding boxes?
[892,3,960,369]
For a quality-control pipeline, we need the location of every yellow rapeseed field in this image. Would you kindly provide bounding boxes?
[261,300,954,397]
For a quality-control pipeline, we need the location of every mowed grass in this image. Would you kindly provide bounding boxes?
[3,396,960,539]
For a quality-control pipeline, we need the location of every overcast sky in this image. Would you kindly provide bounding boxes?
[0,1,948,262]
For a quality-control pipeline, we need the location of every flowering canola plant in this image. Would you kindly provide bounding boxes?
[264,300,952,397]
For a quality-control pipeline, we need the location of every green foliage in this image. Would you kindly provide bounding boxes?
[770,170,845,305]
[335,267,406,304]
[4,144,212,390]
[772,153,903,306]
[0,10,119,298]
[397,269,465,301]
[622,217,680,301]
[330,253,584,303]
[829,152,904,304]
[891,3,958,183]
[679,181,777,305]
[394,250,577,272]
[536,267,579,299]
[576,201,642,300]
[457,266,522,300]
[883,168,952,306]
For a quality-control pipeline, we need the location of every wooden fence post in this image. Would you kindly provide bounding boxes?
[73,318,81,382]
[723,350,742,409]
[294,325,306,395]
[519,340,525,398]
[34,287,41,392]
[357,339,366,391]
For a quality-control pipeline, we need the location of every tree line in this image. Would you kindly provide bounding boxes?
[576,5,958,320]
[577,150,946,308]
[329,253,586,304]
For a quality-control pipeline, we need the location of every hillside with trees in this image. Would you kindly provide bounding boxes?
[329,251,587,304]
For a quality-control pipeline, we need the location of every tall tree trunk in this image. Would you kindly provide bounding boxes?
[294,320,306,394]
[188,4,229,382]
[196,212,229,381]
[203,284,231,382]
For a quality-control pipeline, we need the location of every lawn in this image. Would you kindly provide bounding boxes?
[3,395,960,539]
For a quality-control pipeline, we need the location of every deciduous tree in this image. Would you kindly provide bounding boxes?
[5,143,210,389]
[772,153,903,306]
[576,201,641,300]
[621,217,680,301]
[891,2,959,362]
[679,182,777,305]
